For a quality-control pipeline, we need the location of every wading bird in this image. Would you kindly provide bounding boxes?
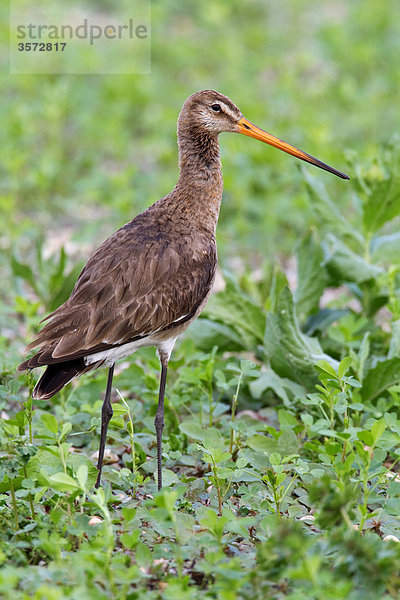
[18,90,349,489]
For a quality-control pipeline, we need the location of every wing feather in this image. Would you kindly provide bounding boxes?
[20,213,217,369]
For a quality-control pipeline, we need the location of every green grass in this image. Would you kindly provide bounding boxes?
[2,1,400,598]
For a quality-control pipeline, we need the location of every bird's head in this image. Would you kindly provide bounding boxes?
[178,90,243,135]
[178,90,349,180]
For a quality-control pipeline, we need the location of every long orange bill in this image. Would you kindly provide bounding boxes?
[236,117,349,180]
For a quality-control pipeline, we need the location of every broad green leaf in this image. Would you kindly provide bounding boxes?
[345,379,361,392]
[371,419,386,445]
[61,422,72,440]
[214,466,234,479]
[247,430,298,457]
[109,404,128,417]
[203,448,230,464]
[239,448,271,471]
[120,530,140,550]
[27,449,98,488]
[269,452,281,466]
[277,430,299,456]
[275,472,286,486]
[371,232,400,264]
[236,457,248,469]
[202,435,226,452]
[76,464,88,489]
[249,367,306,406]
[27,450,64,483]
[175,512,195,544]
[264,286,338,389]
[135,542,152,570]
[188,318,245,351]
[380,432,400,452]
[47,472,80,492]
[301,414,313,426]
[179,421,206,441]
[41,413,58,435]
[68,454,98,488]
[204,272,265,349]
[121,507,137,522]
[268,268,291,314]
[231,469,260,483]
[338,356,353,379]
[247,434,278,455]
[238,359,259,377]
[384,498,400,516]
[11,254,40,296]
[334,395,348,415]
[303,169,363,243]
[361,358,400,402]
[323,234,382,284]
[357,431,374,446]
[159,469,179,487]
[356,140,400,234]
[278,409,298,430]
[349,403,364,411]
[384,412,398,428]
[0,476,24,494]
[294,232,328,317]
[315,360,338,378]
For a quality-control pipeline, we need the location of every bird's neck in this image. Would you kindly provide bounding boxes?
[178,125,222,178]
[174,127,223,235]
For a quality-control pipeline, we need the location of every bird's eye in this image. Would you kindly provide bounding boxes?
[211,104,221,112]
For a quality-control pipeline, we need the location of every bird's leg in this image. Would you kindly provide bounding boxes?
[95,364,115,489]
[154,355,168,490]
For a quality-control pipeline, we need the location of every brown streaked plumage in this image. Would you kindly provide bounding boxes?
[18,90,349,490]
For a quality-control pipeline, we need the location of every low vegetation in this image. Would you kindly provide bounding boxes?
[1,1,400,597]
[2,144,400,598]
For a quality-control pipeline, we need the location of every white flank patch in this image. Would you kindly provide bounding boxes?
[84,334,177,366]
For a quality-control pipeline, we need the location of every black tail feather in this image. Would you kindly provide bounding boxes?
[32,359,95,400]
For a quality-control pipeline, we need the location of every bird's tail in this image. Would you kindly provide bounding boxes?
[18,358,98,400]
